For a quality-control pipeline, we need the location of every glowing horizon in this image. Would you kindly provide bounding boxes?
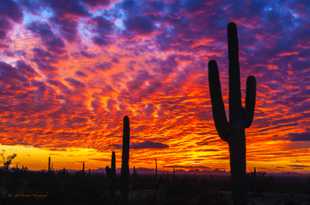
[0,0,309,173]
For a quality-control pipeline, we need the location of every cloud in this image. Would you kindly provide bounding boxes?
[131,141,169,149]
[182,0,204,11]
[288,131,310,141]
[94,62,113,71]
[22,0,89,41]
[83,0,112,7]
[65,78,85,89]
[125,16,155,34]
[31,48,59,72]
[27,21,65,53]
[114,140,169,149]
[90,16,114,45]
[47,0,89,16]
[0,0,23,39]
[163,165,211,170]
[289,164,310,170]
[15,61,38,79]
[0,61,27,84]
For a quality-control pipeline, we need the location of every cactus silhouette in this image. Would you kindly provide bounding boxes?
[82,161,85,174]
[132,166,137,177]
[208,22,256,205]
[106,152,116,178]
[110,151,116,204]
[155,158,158,178]
[121,116,130,204]
[105,151,117,203]
[111,151,116,177]
[48,156,51,172]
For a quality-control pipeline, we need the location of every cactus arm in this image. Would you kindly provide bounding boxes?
[227,22,242,124]
[208,60,231,142]
[244,76,256,127]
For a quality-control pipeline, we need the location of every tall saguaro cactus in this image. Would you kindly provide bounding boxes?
[121,116,130,204]
[208,22,257,205]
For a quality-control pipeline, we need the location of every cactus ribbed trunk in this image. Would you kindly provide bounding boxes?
[208,22,256,205]
[121,116,130,205]
[229,129,246,205]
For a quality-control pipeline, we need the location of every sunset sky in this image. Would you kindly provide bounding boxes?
[0,0,309,173]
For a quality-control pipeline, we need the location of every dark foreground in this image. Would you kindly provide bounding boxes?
[0,169,309,205]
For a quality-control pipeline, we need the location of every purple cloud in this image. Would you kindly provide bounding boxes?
[0,0,22,39]
[114,140,169,149]
[288,131,310,141]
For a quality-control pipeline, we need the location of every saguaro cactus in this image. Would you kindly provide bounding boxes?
[82,161,85,174]
[208,22,257,205]
[111,151,116,177]
[48,156,51,172]
[106,152,117,202]
[155,158,158,178]
[121,116,130,204]
[132,166,137,177]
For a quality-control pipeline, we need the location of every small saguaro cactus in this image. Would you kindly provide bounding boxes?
[155,158,158,178]
[48,156,51,172]
[106,151,117,202]
[208,22,257,205]
[111,151,116,177]
[132,166,138,177]
[82,161,85,174]
[121,116,130,204]
[106,152,116,177]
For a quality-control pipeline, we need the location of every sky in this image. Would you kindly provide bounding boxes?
[0,0,309,173]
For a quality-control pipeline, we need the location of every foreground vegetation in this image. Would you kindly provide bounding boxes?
[0,168,309,205]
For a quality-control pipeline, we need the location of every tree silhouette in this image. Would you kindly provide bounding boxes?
[1,151,17,170]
